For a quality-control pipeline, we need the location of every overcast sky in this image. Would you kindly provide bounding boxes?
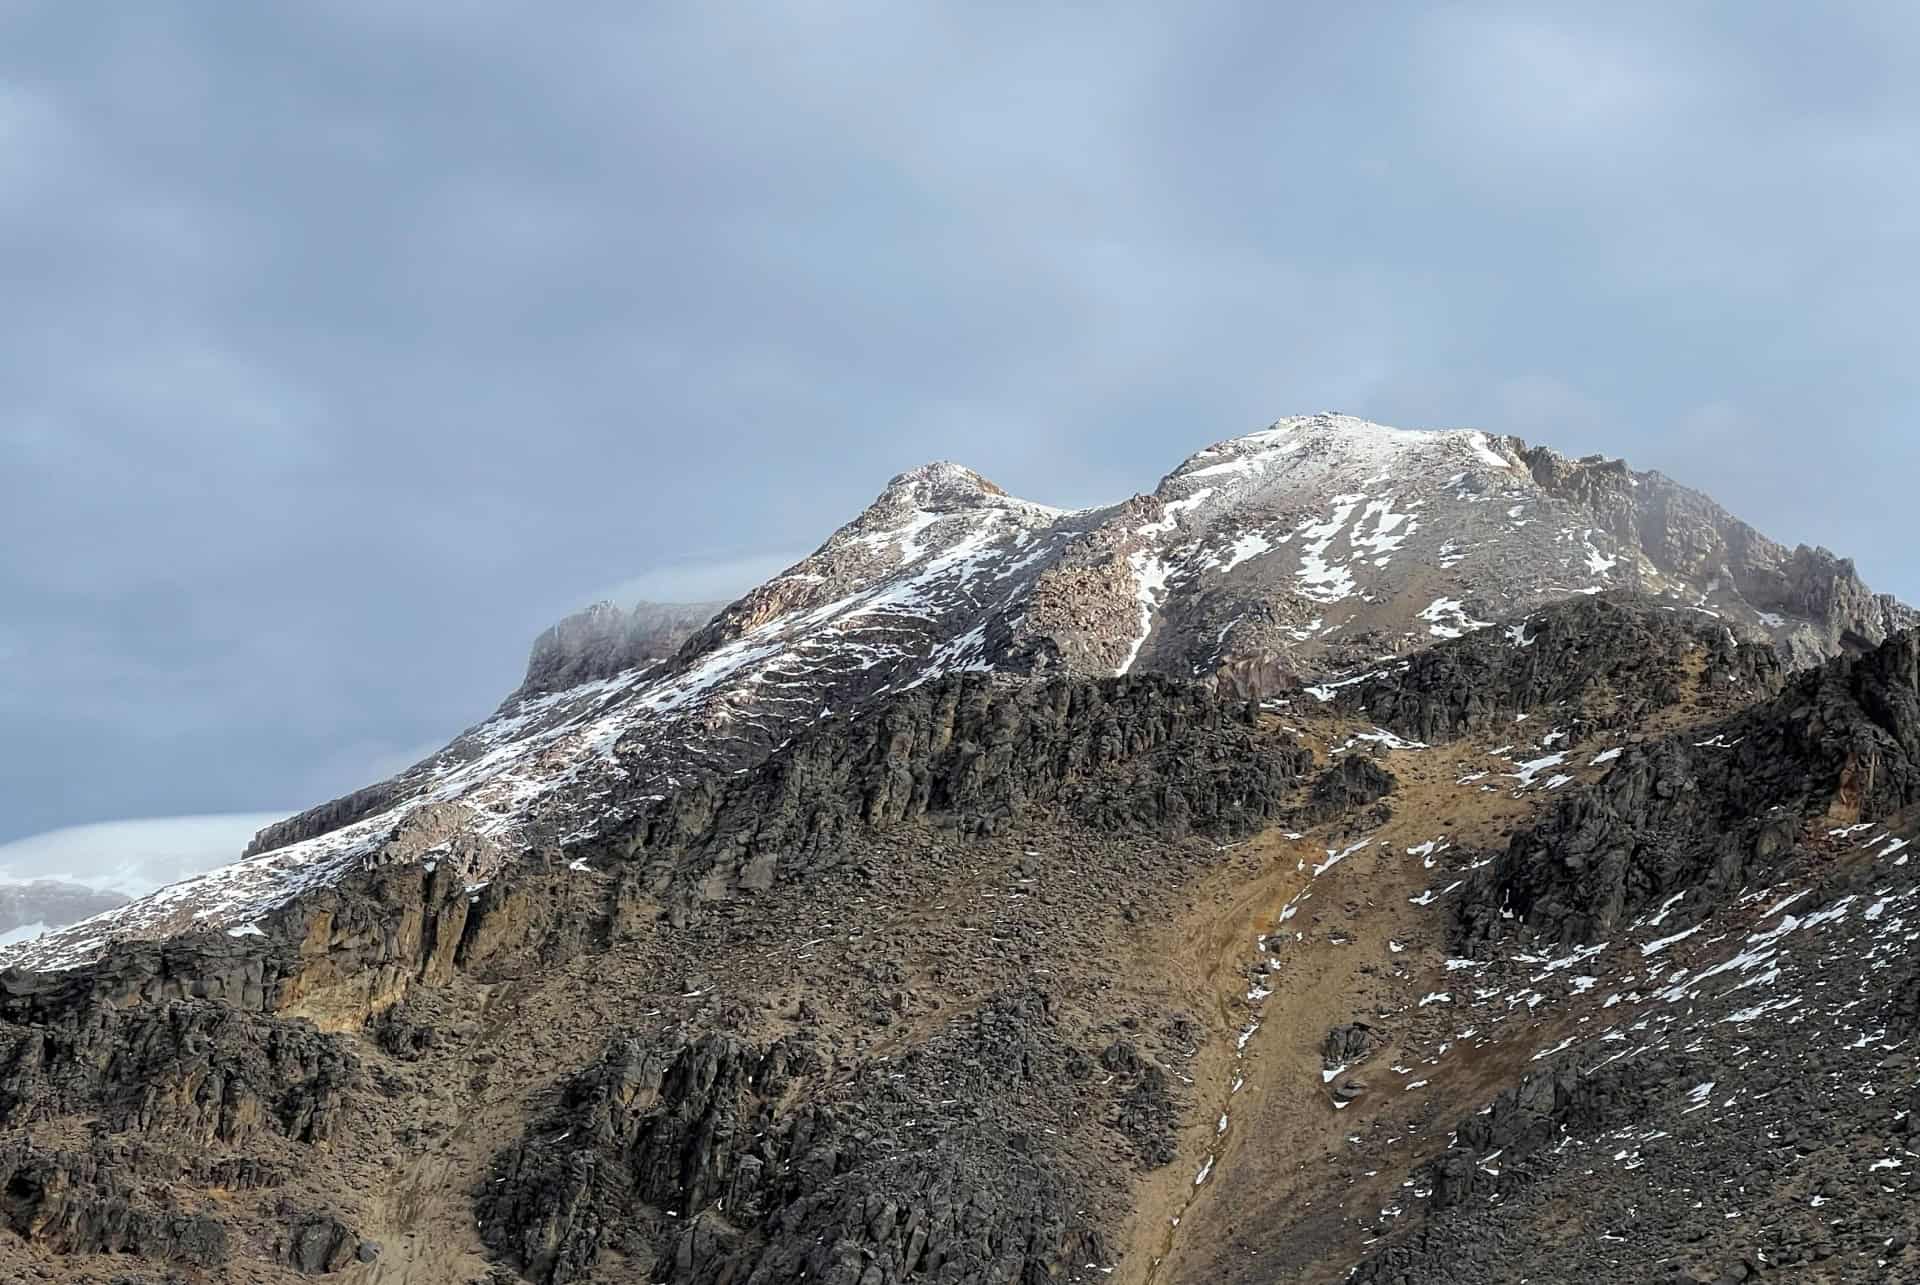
[4,3,1919,861]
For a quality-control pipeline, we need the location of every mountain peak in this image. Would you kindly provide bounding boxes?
[1167,414,1520,492]
[8,414,1912,972]
[876,460,1008,510]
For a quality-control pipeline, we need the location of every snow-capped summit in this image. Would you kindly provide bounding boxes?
[869,460,1011,511]
[7,415,1910,969]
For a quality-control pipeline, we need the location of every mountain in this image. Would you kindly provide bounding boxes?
[2,414,1918,1284]
[8,416,1905,972]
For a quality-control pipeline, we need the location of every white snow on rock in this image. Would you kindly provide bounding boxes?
[1417,597,1494,640]
[1506,753,1570,789]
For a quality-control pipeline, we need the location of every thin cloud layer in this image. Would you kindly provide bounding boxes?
[0,813,296,897]
[3,4,1918,842]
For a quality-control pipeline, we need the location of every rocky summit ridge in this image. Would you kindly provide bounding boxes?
[3,414,1920,1285]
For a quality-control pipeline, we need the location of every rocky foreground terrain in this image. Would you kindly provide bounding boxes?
[3,415,1919,1283]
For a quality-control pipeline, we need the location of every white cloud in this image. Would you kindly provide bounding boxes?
[1674,400,1743,444]
[0,812,294,897]
[1490,374,1613,448]
[1414,11,1690,150]
[600,550,805,606]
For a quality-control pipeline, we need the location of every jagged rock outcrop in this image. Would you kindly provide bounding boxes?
[243,780,401,860]
[599,672,1311,912]
[1321,1022,1385,1068]
[480,990,1112,1285]
[2,671,1309,1046]
[274,1210,368,1274]
[1521,445,1913,667]
[1418,1058,1690,1214]
[477,1033,818,1282]
[1303,756,1396,825]
[1460,629,1920,948]
[0,999,354,1144]
[1099,1040,1179,1168]
[0,1139,230,1267]
[1320,593,1784,744]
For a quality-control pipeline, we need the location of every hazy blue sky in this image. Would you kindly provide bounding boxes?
[4,2,1919,859]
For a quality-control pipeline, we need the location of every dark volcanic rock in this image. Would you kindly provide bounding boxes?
[1305,757,1396,824]
[480,991,1113,1285]
[0,1139,229,1266]
[1460,628,1920,948]
[275,1210,361,1274]
[602,672,1311,910]
[1322,1021,1384,1068]
[0,999,355,1145]
[1326,594,1784,745]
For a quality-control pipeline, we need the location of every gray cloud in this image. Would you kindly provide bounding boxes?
[4,2,1918,851]
[0,813,296,896]
[604,553,809,610]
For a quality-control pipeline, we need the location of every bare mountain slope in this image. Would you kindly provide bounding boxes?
[2,406,1918,1283]
[7,415,1907,974]
[5,596,1919,1283]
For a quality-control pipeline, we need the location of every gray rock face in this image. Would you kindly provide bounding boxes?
[276,1212,361,1274]
[1305,756,1396,824]
[0,999,355,1145]
[0,673,1310,1037]
[241,780,402,860]
[1515,445,1911,666]
[599,672,1309,920]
